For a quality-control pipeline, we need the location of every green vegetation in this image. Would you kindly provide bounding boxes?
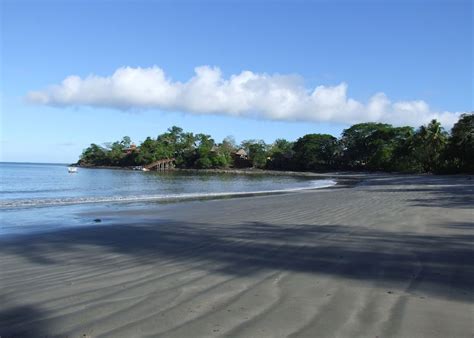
[79,113,474,174]
[293,134,339,171]
[446,114,474,173]
[340,123,413,171]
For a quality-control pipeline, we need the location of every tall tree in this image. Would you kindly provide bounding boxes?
[239,139,260,154]
[248,142,268,168]
[105,141,127,165]
[412,119,448,172]
[194,133,216,168]
[447,113,474,173]
[341,123,414,170]
[136,137,158,164]
[79,143,108,165]
[121,136,132,148]
[217,136,237,168]
[267,139,294,170]
[293,134,339,171]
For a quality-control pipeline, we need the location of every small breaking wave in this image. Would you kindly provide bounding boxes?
[0,179,336,209]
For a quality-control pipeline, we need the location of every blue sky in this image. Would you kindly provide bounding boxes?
[1,0,472,163]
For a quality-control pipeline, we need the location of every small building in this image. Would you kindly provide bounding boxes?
[233,149,248,159]
[232,149,251,168]
[124,144,138,155]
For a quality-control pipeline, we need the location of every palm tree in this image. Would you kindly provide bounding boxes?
[414,119,447,172]
[449,113,474,172]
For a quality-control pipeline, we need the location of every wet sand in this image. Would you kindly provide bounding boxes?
[1,174,473,337]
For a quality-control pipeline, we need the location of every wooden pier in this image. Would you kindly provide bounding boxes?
[144,158,176,171]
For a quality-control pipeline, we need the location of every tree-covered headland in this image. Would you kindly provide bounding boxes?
[79,113,473,174]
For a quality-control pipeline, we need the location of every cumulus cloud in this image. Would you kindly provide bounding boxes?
[27,65,462,127]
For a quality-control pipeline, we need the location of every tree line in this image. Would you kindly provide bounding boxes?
[78,113,473,174]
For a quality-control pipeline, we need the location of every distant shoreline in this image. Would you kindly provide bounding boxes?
[76,163,360,177]
[174,168,364,182]
[76,164,364,183]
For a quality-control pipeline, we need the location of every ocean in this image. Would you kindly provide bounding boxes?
[0,162,335,235]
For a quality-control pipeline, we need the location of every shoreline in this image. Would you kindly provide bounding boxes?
[174,167,364,178]
[77,164,367,182]
[0,179,340,212]
[77,164,473,178]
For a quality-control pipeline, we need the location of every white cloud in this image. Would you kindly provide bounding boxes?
[27,65,463,127]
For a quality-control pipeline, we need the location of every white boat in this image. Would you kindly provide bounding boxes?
[68,167,78,173]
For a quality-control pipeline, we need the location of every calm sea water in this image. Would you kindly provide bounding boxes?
[0,162,335,235]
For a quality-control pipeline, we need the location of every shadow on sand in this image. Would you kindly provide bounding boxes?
[0,299,48,338]
[1,218,473,301]
[358,174,474,209]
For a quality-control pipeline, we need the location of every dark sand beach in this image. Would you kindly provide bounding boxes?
[1,174,473,337]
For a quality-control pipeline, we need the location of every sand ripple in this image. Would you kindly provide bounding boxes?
[1,174,473,337]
